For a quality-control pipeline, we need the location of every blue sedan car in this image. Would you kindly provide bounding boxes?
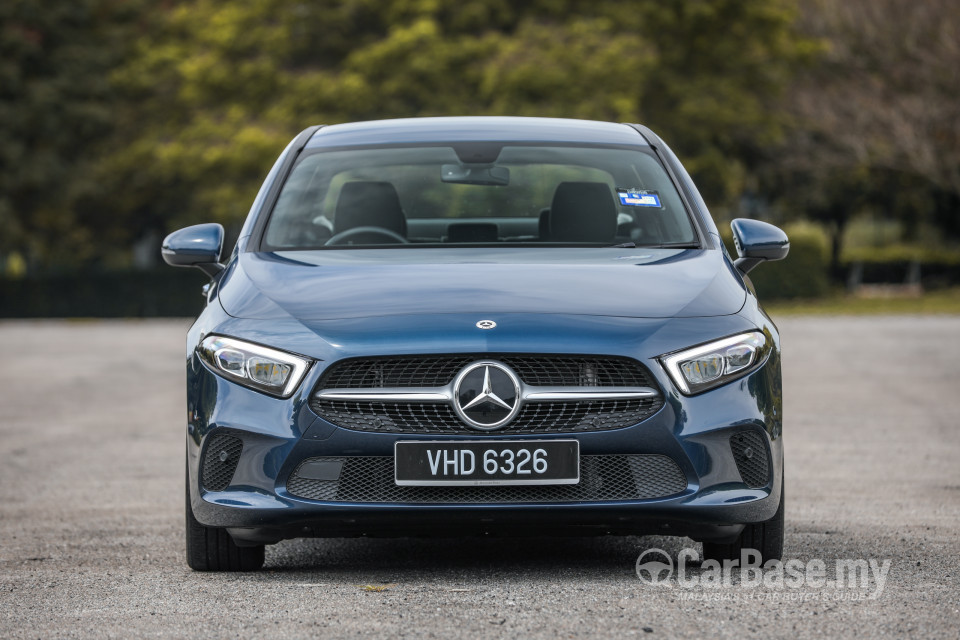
[162,117,789,571]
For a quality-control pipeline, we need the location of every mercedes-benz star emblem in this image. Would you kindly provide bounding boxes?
[452,361,521,430]
[476,320,496,330]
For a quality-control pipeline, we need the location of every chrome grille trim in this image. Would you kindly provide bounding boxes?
[316,389,452,402]
[521,387,659,401]
[314,385,658,404]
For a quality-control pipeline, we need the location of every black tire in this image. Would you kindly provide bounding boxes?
[185,468,265,572]
[702,481,784,565]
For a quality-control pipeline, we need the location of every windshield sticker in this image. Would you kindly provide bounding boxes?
[617,188,662,208]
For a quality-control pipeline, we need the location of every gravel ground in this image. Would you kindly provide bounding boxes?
[1,316,958,638]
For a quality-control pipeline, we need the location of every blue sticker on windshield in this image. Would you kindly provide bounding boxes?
[617,188,662,208]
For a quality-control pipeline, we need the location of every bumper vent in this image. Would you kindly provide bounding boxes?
[201,433,243,492]
[731,430,771,488]
[286,454,687,504]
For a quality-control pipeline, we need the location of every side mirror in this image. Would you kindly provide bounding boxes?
[730,219,789,275]
[161,223,225,278]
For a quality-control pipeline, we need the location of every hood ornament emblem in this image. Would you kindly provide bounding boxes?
[476,320,497,330]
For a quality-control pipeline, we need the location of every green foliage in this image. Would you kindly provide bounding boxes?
[842,245,960,266]
[0,0,142,267]
[4,0,957,310]
[765,288,960,316]
[634,1,821,202]
[0,0,823,270]
[840,243,960,289]
[722,221,831,300]
[768,0,960,268]
[88,0,814,262]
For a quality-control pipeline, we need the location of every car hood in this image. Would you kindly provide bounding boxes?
[217,247,746,321]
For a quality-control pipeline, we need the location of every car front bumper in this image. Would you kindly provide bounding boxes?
[186,337,783,546]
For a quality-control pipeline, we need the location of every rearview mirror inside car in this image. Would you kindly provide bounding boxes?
[441,164,510,186]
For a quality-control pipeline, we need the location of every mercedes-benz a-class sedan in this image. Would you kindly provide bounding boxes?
[163,117,789,571]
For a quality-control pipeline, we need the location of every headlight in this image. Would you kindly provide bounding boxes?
[660,331,769,395]
[198,336,312,397]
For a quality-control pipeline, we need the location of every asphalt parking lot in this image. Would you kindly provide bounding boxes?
[1,316,958,638]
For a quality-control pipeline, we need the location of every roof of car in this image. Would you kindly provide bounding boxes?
[305,116,649,149]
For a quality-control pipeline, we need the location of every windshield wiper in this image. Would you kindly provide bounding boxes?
[635,242,700,249]
[608,241,700,249]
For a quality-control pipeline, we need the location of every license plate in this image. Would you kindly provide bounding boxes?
[394,440,579,486]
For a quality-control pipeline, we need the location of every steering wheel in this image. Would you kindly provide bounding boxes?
[324,226,410,246]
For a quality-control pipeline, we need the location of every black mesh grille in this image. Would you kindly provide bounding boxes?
[730,430,770,488]
[201,433,243,491]
[313,398,662,434]
[286,455,686,503]
[320,354,656,389]
[322,356,473,389]
[501,356,654,387]
[311,354,663,434]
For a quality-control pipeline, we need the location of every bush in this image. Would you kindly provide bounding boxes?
[842,245,960,265]
[841,245,960,288]
[721,221,831,300]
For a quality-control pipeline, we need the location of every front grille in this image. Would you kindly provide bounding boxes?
[320,355,656,389]
[286,455,687,503]
[201,433,243,491]
[730,430,771,488]
[313,398,662,434]
[311,354,664,434]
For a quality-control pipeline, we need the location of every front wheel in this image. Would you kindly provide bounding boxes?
[702,481,784,565]
[185,467,264,571]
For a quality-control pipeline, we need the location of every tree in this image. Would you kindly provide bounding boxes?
[2,0,818,269]
[0,0,141,270]
[773,0,960,270]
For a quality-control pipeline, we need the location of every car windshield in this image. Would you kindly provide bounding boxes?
[262,144,698,249]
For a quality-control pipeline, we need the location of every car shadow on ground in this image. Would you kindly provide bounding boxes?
[257,534,694,581]
[233,523,938,589]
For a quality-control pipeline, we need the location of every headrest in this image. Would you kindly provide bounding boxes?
[548,182,618,243]
[538,208,551,239]
[334,181,406,236]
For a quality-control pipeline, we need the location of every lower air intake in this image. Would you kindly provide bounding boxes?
[286,454,687,504]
